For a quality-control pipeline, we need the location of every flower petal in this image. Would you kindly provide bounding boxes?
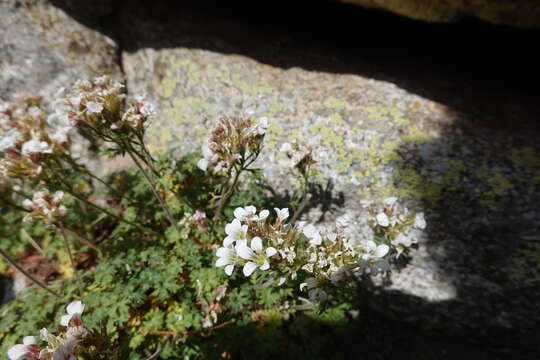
[376,213,389,227]
[258,210,269,221]
[197,159,208,171]
[375,244,389,258]
[266,247,277,257]
[365,241,376,252]
[259,261,270,271]
[216,247,233,258]
[224,265,235,276]
[236,244,255,260]
[243,262,258,276]
[215,258,230,267]
[60,314,72,327]
[22,336,36,346]
[66,300,84,315]
[251,237,263,252]
[233,208,246,220]
[225,219,241,236]
[223,236,234,247]
[8,344,28,360]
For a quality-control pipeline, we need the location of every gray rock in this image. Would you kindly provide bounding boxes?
[0,0,121,104]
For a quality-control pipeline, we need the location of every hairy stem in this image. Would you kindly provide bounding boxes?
[57,224,84,297]
[62,186,159,236]
[0,249,60,298]
[212,166,242,222]
[125,146,178,229]
[63,227,101,254]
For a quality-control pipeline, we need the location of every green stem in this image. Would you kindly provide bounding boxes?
[57,224,84,298]
[125,146,178,229]
[63,227,102,255]
[63,187,159,236]
[0,248,61,298]
[212,165,243,222]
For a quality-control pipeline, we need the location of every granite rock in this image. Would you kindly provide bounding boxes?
[0,0,121,104]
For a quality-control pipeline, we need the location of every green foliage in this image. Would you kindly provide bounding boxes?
[0,153,361,359]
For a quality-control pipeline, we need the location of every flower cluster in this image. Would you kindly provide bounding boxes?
[49,75,156,139]
[366,197,426,258]
[197,117,267,174]
[8,301,87,360]
[22,189,67,224]
[215,200,426,304]
[0,98,61,180]
[278,141,316,177]
[215,206,283,276]
[50,76,125,130]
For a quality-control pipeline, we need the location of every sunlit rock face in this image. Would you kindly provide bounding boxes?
[0,0,121,105]
[339,0,540,28]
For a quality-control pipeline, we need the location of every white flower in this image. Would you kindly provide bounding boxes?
[191,210,206,222]
[383,197,398,206]
[223,219,248,247]
[256,117,268,135]
[49,126,72,144]
[414,212,426,229]
[8,336,38,360]
[302,224,322,246]
[197,145,215,171]
[361,241,389,262]
[391,233,413,258]
[274,208,289,222]
[85,101,103,114]
[139,102,155,117]
[68,96,82,109]
[21,139,52,157]
[215,246,240,276]
[0,129,22,151]
[376,212,390,227]
[257,209,269,222]
[236,237,277,276]
[197,158,208,171]
[53,191,64,204]
[233,206,257,222]
[60,301,84,327]
[93,75,109,86]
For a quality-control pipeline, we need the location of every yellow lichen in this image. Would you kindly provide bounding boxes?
[323,97,347,110]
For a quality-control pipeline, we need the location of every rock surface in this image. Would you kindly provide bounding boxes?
[0,0,121,104]
[340,0,540,27]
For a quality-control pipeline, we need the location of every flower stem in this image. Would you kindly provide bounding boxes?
[63,227,101,255]
[63,187,159,236]
[0,248,61,298]
[212,166,242,222]
[57,224,84,298]
[125,146,178,230]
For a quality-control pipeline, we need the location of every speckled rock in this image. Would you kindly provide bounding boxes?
[122,30,540,356]
[0,0,121,104]
[339,0,540,28]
